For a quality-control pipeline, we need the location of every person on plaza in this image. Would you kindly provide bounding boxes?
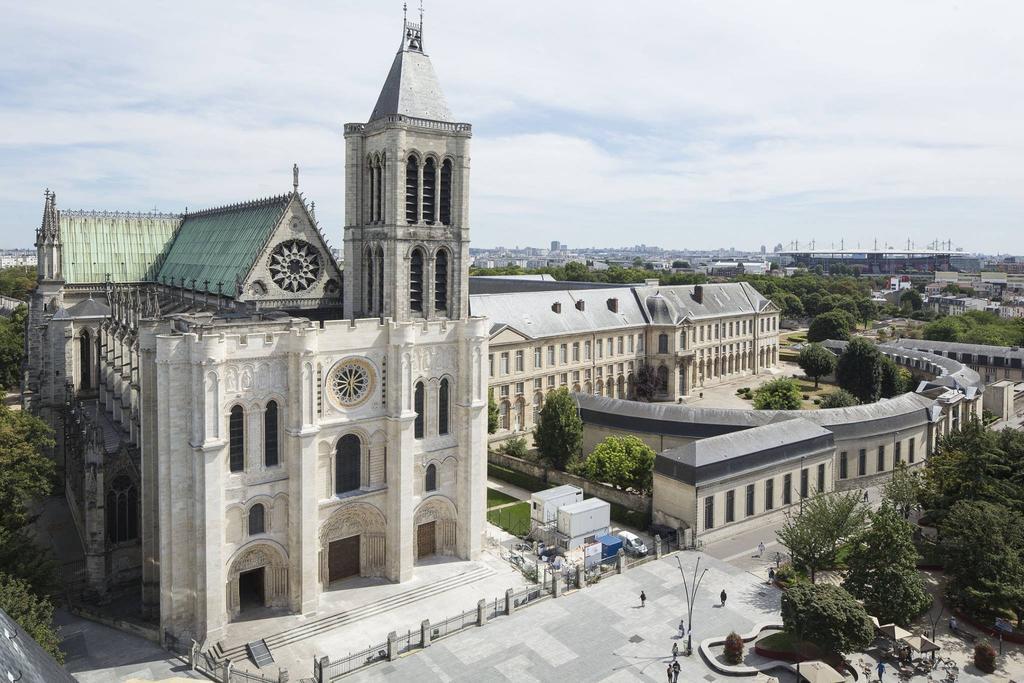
[876,660,885,681]
[720,589,727,607]
[774,551,782,568]
[678,619,686,638]
[640,591,647,608]
[863,490,869,503]
[949,615,959,634]
[672,659,681,682]
[757,541,765,557]
[666,663,673,682]
[767,567,775,584]
[672,641,678,659]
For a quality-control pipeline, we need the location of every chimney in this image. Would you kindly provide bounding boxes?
[693,285,704,304]
[551,302,562,313]
[575,299,585,311]
[607,298,619,313]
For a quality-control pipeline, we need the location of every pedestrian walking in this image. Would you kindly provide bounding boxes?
[665,663,673,682]
[757,541,765,558]
[767,567,775,584]
[774,551,781,568]
[672,642,678,659]
[640,591,647,608]
[863,490,869,503]
[672,659,681,682]
[678,619,685,638]
[720,589,727,607]
[876,660,885,681]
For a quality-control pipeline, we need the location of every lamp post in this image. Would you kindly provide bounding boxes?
[676,555,707,656]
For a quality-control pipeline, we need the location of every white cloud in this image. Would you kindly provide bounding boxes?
[1,0,1022,251]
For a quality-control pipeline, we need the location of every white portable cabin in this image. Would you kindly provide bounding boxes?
[529,484,584,529]
[555,498,611,550]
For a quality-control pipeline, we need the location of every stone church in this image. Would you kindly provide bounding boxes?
[25,14,487,646]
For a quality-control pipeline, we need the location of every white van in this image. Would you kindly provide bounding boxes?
[618,531,648,557]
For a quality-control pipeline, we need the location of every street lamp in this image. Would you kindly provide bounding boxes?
[676,555,707,656]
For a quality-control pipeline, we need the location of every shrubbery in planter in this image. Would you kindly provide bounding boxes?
[724,631,744,665]
[974,642,997,673]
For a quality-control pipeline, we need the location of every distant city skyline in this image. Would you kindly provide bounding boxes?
[2,2,1023,252]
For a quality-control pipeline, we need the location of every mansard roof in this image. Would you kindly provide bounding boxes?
[469,287,647,339]
[369,19,453,123]
[157,193,292,293]
[633,282,775,324]
[59,209,181,284]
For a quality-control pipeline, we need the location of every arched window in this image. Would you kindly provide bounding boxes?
[414,381,425,438]
[375,155,384,222]
[533,392,543,423]
[365,246,375,314]
[375,246,384,314]
[499,401,510,430]
[79,330,91,390]
[658,333,669,354]
[656,365,669,391]
[434,250,449,313]
[422,157,436,224]
[437,378,450,435]
[264,401,279,467]
[105,475,137,544]
[248,503,265,535]
[335,434,361,494]
[425,463,437,492]
[410,248,424,313]
[229,405,245,472]
[405,155,419,223]
[440,159,453,225]
[679,330,687,350]
[367,156,376,222]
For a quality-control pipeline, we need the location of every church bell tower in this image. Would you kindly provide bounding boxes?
[343,6,472,323]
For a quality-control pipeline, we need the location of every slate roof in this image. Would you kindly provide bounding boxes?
[370,45,453,122]
[655,419,834,486]
[890,338,1024,362]
[0,607,75,682]
[470,287,647,339]
[632,282,775,323]
[157,194,292,292]
[65,296,111,318]
[59,210,181,283]
[469,276,627,295]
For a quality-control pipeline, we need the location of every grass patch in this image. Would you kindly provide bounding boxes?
[488,462,547,493]
[487,501,531,536]
[486,487,520,509]
[756,631,823,660]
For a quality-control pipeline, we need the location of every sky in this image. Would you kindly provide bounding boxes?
[1,1,1022,253]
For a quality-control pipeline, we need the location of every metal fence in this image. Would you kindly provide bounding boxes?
[431,608,477,641]
[230,667,272,682]
[317,643,388,681]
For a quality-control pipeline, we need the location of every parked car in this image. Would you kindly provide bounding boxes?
[618,531,648,557]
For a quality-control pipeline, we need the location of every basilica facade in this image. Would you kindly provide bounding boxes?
[25,15,486,646]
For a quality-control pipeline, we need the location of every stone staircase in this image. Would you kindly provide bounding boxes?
[211,564,495,667]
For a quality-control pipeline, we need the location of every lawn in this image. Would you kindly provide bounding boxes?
[756,631,823,660]
[487,462,547,493]
[487,487,520,509]
[487,501,531,537]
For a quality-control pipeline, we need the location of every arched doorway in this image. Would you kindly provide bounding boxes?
[227,543,289,618]
[319,503,386,586]
[414,496,457,561]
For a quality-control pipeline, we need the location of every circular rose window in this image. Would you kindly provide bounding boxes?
[269,239,321,292]
[328,358,375,408]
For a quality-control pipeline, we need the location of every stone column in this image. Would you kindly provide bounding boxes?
[138,320,161,618]
[421,619,431,648]
[289,329,320,616]
[386,331,416,581]
[455,319,488,560]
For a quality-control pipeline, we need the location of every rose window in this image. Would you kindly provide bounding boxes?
[329,359,375,408]
[269,240,321,292]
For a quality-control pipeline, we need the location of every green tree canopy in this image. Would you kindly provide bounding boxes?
[807,311,854,342]
[776,492,868,582]
[819,389,859,409]
[843,503,931,625]
[883,463,921,518]
[880,356,913,398]
[781,582,875,655]
[487,389,499,434]
[633,364,659,402]
[580,435,655,495]
[0,305,27,391]
[0,573,62,663]
[797,343,836,388]
[940,499,1024,624]
[900,289,923,312]
[533,388,583,470]
[835,337,882,404]
[752,378,802,410]
[0,266,35,301]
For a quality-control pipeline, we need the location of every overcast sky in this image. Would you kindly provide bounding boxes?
[1,1,1022,253]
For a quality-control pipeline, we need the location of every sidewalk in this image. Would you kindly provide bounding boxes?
[486,476,533,502]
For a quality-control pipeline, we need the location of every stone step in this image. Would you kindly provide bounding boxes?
[215,565,495,662]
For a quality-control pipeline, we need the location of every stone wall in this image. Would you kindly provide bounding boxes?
[487,451,651,515]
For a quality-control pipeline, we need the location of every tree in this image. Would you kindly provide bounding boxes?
[940,500,1024,624]
[634,364,659,402]
[776,492,868,582]
[807,311,854,342]
[532,388,583,470]
[880,357,913,398]
[835,337,882,404]
[819,389,859,409]
[843,503,931,625]
[781,582,874,655]
[0,305,27,391]
[855,298,878,329]
[581,435,655,495]
[752,378,802,410]
[0,406,55,532]
[487,389,499,434]
[797,344,836,388]
[900,289,923,312]
[723,632,744,664]
[883,463,921,518]
[0,573,62,663]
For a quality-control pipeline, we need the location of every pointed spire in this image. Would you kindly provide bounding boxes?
[38,189,60,241]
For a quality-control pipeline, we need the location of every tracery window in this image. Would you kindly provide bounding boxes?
[105,475,137,544]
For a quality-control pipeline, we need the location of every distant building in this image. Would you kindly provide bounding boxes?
[779,248,953,274]
[550,241,561,252]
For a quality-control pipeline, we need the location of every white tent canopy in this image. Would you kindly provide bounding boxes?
[795,660,845,683]
[878,623,912,641]
[901,635,940,653]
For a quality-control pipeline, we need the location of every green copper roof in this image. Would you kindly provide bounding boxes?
[60,211,181,284]
[156,194,292,293]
